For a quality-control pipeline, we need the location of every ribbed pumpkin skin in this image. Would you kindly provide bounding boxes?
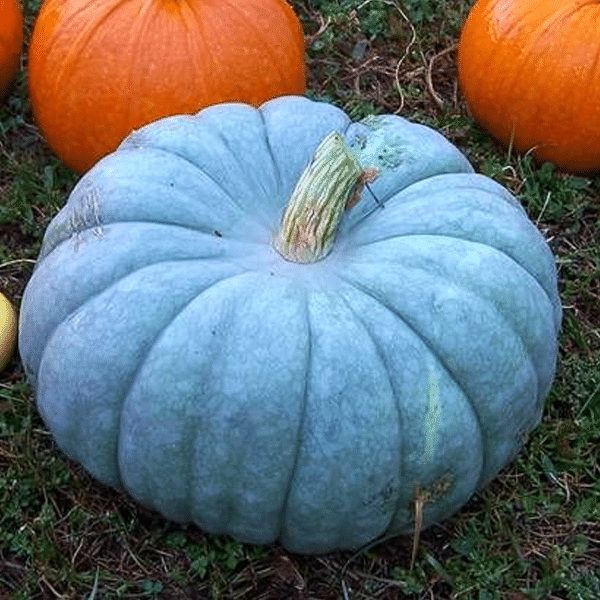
[0,0,23,100]
[19,97,561,554]
[458,0,600,175]
[28,0,306,173]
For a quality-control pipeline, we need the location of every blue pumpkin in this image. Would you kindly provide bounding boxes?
[19,96,561,554]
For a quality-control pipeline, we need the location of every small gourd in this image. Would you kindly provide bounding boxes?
[0,292,17,371]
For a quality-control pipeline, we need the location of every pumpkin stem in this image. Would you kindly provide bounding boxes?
[273,131,378,263]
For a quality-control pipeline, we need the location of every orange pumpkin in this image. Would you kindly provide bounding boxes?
[0,0,23,100]
[458,0,600,176]
[28,0,306,173]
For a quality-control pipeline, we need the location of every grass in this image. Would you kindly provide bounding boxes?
[1,0,599,598]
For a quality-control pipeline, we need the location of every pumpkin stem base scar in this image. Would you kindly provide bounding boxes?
[273,131,379,264]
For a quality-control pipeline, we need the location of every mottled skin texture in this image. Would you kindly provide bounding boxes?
[19,97,561,554]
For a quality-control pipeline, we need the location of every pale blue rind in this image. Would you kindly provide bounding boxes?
[19,96,561,554]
